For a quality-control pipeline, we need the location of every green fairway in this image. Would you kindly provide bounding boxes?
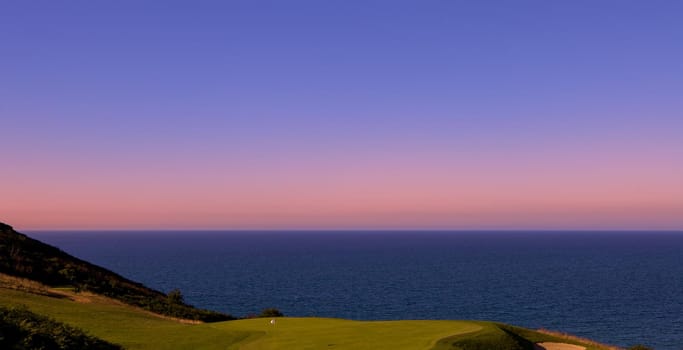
[212,317,481,350]
[0,286,603,350]
[0,288,249,349]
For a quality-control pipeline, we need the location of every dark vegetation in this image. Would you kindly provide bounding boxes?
[628,346,653,350]
[258,308,284,318]
[0,305,122,350]
[433,323,566,350]
[0,222,234,322]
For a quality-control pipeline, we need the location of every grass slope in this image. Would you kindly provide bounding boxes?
[0,286,607,350]
[0,287,247,349]
[0,305,122,350]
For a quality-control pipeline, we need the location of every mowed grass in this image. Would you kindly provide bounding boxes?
[213,317,481,350]
[1,286,607,350]
[0,287,477,350]
[0,288,251,349]
[1,287,477,349]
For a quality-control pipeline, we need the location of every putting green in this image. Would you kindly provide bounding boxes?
[212,317,481,350]
[0,286,602,350]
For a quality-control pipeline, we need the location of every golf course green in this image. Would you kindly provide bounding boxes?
[0,283,607,350]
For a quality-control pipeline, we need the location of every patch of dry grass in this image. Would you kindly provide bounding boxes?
[0,273,200,324]
[538,328,622,350]
[0,273,64,298]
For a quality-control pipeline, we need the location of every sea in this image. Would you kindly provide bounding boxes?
[29,231,683,349]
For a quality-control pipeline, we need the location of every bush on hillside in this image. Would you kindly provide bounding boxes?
[167,288,184,304]
[259,308,284,318]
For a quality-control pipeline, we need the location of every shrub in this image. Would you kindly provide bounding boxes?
[259,308,284,318]
[167,288,184,304]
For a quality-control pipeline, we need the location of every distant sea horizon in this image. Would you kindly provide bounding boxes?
[30,230,683,349]
[24,228,683,232]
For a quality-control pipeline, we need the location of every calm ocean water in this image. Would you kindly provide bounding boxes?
[30,231,683,349]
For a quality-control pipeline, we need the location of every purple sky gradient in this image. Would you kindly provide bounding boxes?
[1,1,682,229]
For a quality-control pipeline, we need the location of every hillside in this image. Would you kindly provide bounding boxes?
[0,305,123,350]
[0,222,232,322]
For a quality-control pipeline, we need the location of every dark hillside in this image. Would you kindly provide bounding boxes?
[0,222,233,322]
[433,322,537,350]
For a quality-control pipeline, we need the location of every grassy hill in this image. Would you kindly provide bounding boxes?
[0,284,610,350]
[0,222,232,322]
[0,304,123,350]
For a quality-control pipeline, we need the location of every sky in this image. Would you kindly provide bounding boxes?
[1,1,682,230]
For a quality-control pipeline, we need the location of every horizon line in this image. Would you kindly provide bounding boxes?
[22,228,683,233]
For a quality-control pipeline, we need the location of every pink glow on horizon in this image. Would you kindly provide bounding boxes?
[3,143,682,230]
